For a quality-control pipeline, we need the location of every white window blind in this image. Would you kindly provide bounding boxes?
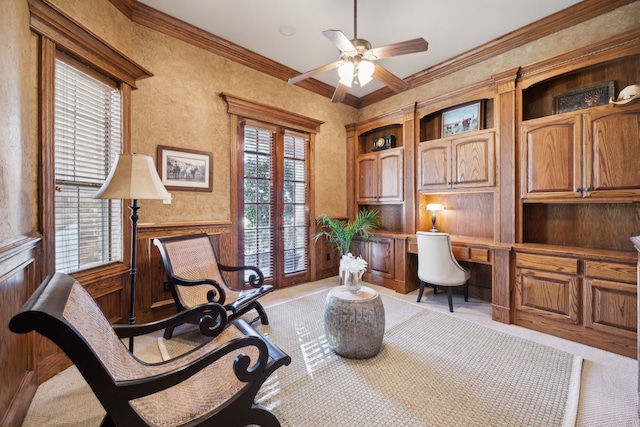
[243,124,275,281]
[54,58,123,273]
[282,132,308,274]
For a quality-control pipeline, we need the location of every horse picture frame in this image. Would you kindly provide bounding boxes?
[157,145,213,192]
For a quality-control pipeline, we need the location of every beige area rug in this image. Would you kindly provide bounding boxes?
[158,289,583,427]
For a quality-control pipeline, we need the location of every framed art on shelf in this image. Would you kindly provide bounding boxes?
[553,81,615,114]
[157,145,213,192]
[442,101,482,137]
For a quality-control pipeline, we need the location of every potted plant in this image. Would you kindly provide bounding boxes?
[314,209,380,289]
[314,209,381,257]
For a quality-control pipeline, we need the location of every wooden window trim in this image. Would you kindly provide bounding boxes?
[33,0,151,278]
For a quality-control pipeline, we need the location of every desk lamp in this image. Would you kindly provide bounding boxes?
[426,203,444,232]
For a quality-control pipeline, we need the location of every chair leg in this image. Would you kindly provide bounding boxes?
[254,301,270,325]
[417,280,426,302]
[463,281,469,302]
[163,323,180,339]
[447,287,454,312]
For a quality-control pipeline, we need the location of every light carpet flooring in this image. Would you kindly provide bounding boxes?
[22,277,639,426]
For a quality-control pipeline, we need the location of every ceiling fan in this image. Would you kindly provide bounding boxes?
[287,0,429,103]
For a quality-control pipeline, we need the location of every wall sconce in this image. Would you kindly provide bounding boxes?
[426,203,445,232]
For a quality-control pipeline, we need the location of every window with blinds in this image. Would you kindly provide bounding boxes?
[54,57,123,273]
[243,124,275,281]
[283,132,308,274]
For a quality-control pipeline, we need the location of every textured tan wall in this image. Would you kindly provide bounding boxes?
[0,0,38,242]
[130,26,355,222]
[46,0,356,221]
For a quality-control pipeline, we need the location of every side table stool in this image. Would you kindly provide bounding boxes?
[323,286,385,359]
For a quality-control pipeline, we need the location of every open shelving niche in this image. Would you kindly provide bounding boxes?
[415,89,498,302]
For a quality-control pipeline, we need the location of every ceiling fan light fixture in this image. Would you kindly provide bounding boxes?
[357,59,375,86]
[338,61,354,87]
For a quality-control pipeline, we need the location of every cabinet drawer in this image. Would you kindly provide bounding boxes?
[470,248,491,263]
[452,245,469,260]
[584,260,637,284]
[516,253,578,275]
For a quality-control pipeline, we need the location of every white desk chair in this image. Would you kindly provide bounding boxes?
[416,231,470,312]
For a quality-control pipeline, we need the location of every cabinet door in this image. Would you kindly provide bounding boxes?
[520,115,583,200]
[378,149,403,202]
[356,154,378,202]
[585,105,640,200]
[515,253,581,324]
[368,237,395,279]
[515,267,581,325]
[417,139,450,191]
[583,260,637,339]
[452,131,495,188]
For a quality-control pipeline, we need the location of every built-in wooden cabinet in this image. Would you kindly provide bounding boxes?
[356,148,403,203]
[521,104,640,201]
[514,249,637,358]
[516,45,640,358]
[418,130,495,191]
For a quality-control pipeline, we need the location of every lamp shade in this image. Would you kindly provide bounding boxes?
[357,60,375,86]
[338,61,354,87]
[94,153,171,200]
[426,203,444,212]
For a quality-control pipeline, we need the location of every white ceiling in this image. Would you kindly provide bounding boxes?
[137,0,583,98]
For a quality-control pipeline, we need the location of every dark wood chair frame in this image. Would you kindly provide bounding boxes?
[10,272,291,427]
[154,233,274,339]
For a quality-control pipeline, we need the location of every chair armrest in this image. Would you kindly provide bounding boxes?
[113,302,227,338]
[169,277,227,305]
[228,285,274,312]
[217,263,265,288]
[114,320,284,400]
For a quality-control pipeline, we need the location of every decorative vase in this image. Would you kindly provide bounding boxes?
[343,270,363,293]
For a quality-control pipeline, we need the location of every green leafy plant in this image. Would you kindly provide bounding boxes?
[314,209,381,256]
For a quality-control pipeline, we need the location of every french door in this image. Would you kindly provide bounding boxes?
[240,120,310,287]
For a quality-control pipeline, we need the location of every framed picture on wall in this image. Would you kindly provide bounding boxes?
[553,81,615,114]
[157,145,213,192]
[442,101,482,138]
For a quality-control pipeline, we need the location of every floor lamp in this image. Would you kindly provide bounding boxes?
[94,153,170,353]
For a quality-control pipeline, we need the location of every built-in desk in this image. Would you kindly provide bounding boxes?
[362,232,512,324]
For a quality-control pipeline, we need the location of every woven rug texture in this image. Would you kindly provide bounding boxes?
[158,289,583,427]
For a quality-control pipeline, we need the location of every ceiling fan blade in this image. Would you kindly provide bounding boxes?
[373,64,410,93]
[369,38,428,59]
[288,61,342,85]
[331,83,349,103]
[323,30,356,53]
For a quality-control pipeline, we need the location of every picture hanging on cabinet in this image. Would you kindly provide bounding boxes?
[553,81,615,114]
[157,145,213,192]
[442,101,482,137]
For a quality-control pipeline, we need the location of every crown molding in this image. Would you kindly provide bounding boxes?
[109,0,635,108]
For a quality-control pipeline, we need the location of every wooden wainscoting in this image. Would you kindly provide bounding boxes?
[0,233,42,427]
[136,221,234,323]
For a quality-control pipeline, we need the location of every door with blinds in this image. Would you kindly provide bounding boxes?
[241,121,310,287]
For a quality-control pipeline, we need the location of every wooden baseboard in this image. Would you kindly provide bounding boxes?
[0,371,37,427]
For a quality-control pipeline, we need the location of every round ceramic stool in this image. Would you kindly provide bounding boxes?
[323,286,385,359]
